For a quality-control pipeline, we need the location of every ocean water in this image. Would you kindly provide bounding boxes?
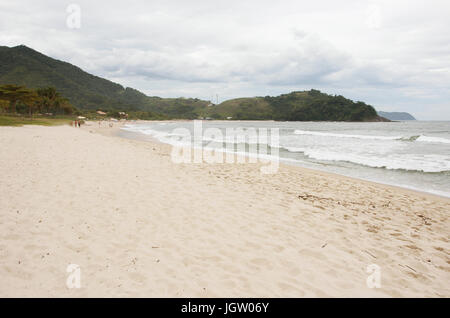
[120,121,450,198]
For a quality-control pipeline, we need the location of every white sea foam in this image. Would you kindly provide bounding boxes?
[293,129,450,144]
[292,149,450,173]
[416,135,450,144]
[294,130,401,140]
[122,126,189,146]
[123,125,450,173]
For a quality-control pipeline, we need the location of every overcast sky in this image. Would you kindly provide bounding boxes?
[1,0,450,119]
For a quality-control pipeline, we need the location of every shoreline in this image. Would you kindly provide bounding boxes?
[1,123,449,297]
[107,120,450,202]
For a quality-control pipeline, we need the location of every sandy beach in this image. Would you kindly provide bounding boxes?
[0,122,449,297]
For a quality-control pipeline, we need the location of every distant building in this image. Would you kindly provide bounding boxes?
[96,110,107,115]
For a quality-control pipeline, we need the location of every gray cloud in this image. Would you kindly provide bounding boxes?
[0,0,449,119]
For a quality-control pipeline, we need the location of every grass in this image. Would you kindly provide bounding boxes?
[0,115,73,127]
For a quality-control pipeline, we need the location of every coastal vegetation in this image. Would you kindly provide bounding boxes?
[0,45,385,122]
[0,84,76,117]
[0,45,209,118]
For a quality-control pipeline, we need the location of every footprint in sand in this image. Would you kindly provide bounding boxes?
[128,272,147,284]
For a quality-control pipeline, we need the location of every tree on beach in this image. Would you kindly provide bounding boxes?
[0,84,31,113]
[36,87,58,113]
[0,84,76,116]
[36,87,75,115]
[21,90,39,118]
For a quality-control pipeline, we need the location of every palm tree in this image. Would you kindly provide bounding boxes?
[37,87,65,114]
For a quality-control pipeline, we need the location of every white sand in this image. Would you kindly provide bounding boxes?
[0,123,449,297]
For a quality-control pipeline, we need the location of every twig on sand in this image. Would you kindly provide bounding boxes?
[363,250,377,259]
[404,265,417,272]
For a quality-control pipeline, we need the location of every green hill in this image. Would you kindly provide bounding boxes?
[208,90,385,121]
[0,45,134,109]
[0,45,386,121]
[0,45,208,117]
